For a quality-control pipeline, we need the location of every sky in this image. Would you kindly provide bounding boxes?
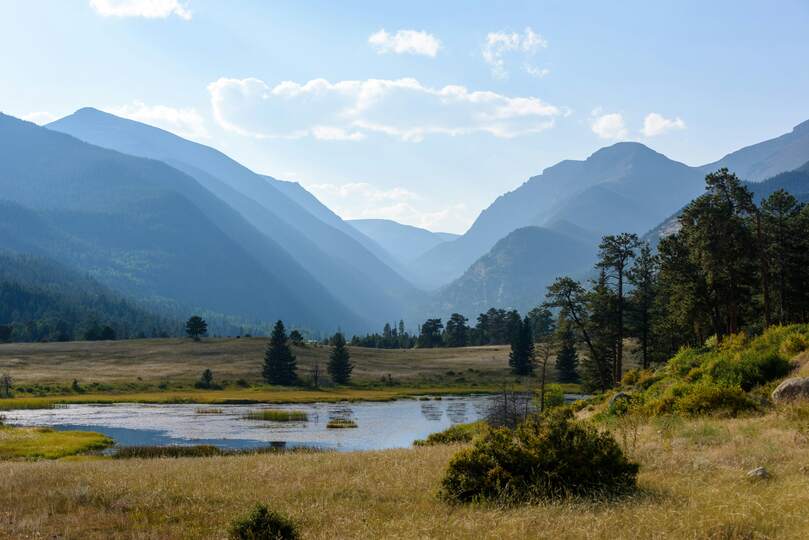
[2,1,809,234]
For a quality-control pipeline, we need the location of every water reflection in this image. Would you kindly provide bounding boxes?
[419,401,443,421]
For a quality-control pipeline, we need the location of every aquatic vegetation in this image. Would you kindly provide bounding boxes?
[326,419,358,429]
[245,409,308,422]
[0,425,112,459]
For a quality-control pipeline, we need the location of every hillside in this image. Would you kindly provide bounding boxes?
[430,226,595,317]
[349,219,458,266]
[0,250,176,342]
[0,114,361,331]
[48,109,420,323]
[413,142,703,289]
[702,118,809,181]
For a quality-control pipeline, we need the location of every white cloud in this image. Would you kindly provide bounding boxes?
[105,101,208,139]
[523,64,550,78]
[642,112,686,137]
[305,181,471,232]
[482,27,547,79]
[368,29,441,57]
[89,0,191,20]
[591,112,628,140]
[207,76,560,142]
[22,111,58,125]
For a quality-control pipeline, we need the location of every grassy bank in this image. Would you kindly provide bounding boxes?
[1,411,808,538]
[0,425,112,460]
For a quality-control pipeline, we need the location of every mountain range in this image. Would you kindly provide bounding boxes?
[2,108,809,333]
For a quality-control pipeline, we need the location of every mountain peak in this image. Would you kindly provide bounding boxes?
[793,118,809,135]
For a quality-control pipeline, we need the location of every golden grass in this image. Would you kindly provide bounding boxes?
[0,426,113,460]
[326,419,358,429]
[0,337,519,386]
[194,407,224,414]
[0,386,510,410]
[2,412,809,538]
[245,409,308,422]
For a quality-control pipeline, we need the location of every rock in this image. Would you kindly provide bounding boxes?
[771,377,809,403]
[608,391,631,407]
[746,466,769,480]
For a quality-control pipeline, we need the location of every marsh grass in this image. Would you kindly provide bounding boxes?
[0,425,112,459]
[326,419,358,429]
[244,409,308,422]
[113,444,324,459]
[195,407,224,414]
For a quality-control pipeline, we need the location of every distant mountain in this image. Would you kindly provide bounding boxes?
[428,226,596,318]
[644,161,809,246]
[48,108,419,324]
[702,119,809,181]
[0,250,177,342]
[413,142,703,289]
[0,114,362,331]
[348,219,458,266]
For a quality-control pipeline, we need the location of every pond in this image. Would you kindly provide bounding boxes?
[3,395,497,452]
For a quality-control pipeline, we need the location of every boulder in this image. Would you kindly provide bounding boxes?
[771,377,809,403]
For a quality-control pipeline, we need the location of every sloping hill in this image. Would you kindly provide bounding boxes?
[413,142,703,289]
[702,119,809,181]
[349,219,458,265]
[48,109,420,322]
[0,114,361,331]
[428,226,596,317]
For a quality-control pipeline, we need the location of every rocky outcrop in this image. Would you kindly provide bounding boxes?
[771,377,809,403]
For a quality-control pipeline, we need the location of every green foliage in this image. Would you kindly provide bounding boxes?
[554,320,580,383]
[413,422,487,446]
[418,318,444,348]
[781,332,809,357]
[263,321,297,386]
[327,332,353,384]
[444,313,469,347]
[229,504,299,540]
[441,410,638,503]
[326,418,358,429]
[185,315,208,341]
[674,384,758,416]
[245,410,308,422]
[508,316,535,376]
[195,369,217,389]
[537,383,565,410]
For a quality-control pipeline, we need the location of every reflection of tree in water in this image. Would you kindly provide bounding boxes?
[446,401,468,424]
[269,440,287,449]
[420,401,443,422]
[328,404,355,423]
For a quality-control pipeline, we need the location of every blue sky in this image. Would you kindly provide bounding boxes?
[2,1,809,233]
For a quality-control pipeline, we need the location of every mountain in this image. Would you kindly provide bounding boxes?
[0,113,362,331]
[413,142,703,289]
[348,219,458,266]
[702,119,809,181]
[47,108,419,324]
[428,226,596,318]
[0,250,177,342]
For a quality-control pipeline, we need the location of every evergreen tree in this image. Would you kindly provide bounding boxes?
[289,329,304,346]
[418,318,444,348]
[444,313,469,347]
[263,320,297,385]
[586,270,619,389]
[627,242,659,369]
[185,315,208,341]
[555,318,580,383]
[527,306,555,341]
[327,332,353,384]
[761,189,803,324]
[508,316,535,376]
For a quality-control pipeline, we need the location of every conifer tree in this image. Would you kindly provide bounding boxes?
[555,319,580,383]
[327,332,353,384]
[508,317,535,375]
[263,320,297,385]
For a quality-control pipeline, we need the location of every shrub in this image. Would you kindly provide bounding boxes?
[413,422,487,446]
[441,410,638,503]
[781,332,809,358]
[229,504,299,540]
[326,419,357,429]
[538,384,566,410]
[675,384,758,416]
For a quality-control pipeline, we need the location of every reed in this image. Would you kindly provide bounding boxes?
[244,409,308,422]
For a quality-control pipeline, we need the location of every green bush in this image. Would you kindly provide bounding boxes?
[414,421,487,446]
[229,504,299,540]
[781,332,809,358]
[441,410,638,503]
[675,384,758,416]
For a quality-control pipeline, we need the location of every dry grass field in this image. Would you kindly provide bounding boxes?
[2,411,808,539]
[0,338,516,387]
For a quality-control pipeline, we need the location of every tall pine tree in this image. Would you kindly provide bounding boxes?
[263,320,297,385]
[508,316,535,376]
[555,318,580,383]
[327,332,353,384]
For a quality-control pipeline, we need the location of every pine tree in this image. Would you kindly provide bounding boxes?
[508,317,535,376]
[327,332,353,384]
[444,313,469,347]
[263,320,297,385]
[185,315,208,341]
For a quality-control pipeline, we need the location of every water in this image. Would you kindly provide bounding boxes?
[2,396,496,452]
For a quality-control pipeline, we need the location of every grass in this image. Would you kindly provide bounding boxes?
[195,407,224,414]
[326,419,358,429]
[245,409,308,422]
[2,411,809,538]
[112,445,323,459]
[0,425,113,460]
[413,421,488,446]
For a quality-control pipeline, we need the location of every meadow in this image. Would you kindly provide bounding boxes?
[1,411,808,539]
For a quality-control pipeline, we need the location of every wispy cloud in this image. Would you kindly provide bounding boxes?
[89,0,191,20]
[207,76,560,142]
[482,27,547,79]
[22,111,58,125]
[368,29,441,57]
[105,101,208,139]
[641,112,686,137]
